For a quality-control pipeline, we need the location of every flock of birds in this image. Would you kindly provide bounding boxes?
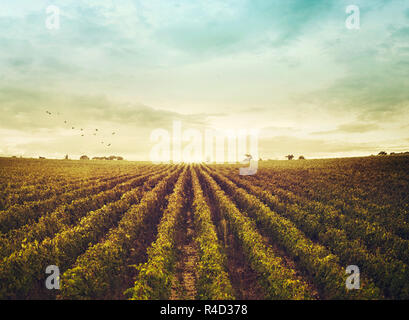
[45,110,116,147]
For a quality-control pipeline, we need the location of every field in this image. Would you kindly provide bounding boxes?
[0,156,409,300]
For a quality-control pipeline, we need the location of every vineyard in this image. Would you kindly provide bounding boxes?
[0,156,409,300]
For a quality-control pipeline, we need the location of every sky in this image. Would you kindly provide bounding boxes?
[0,0,408,160]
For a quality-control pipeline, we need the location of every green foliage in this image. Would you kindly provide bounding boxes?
[1,156,408,300]
[127,167,188,300]
[59,166,181,299]
[191,167,235,300]
[199,168,313,300]
[205,166,383,299]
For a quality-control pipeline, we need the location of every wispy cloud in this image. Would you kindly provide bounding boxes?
[312,123,380,135]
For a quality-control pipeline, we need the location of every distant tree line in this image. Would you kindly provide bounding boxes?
[285,154,306,160]
[86,155,124,160]
[377,151,409,156]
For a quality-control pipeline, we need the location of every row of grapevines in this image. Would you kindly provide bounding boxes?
[300,179,409,240]
[0,159,85,189]
[0,169,148,233]
[264,166,409,235]
[0,169,136,209]
[126,166,189,299]
[256,169,409,263]
[303,158,409,209]
[0,166,176,299]
[0,160,148,206]
[203,166,382,299]
[0,165,169,259]
[58,166,183,299]
[215,168,409,299]
[198,167,313,300]
[219,166,409,267]
[247,164,409,236]
[190,166,235,300]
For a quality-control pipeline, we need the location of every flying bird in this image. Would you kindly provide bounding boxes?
[107,144,111,147]
[72,127,75,129]
[64,121,67,124]
[112,132,115,135]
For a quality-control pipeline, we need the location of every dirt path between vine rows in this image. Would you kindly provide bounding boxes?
[170,209,199,300]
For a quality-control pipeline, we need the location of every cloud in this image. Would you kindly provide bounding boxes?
[0,87,220,132]
[312,122,380,135]
[0,85,226,159]
[261,126,299,137]
[298,62,409,124]
[0,0,332,68]
[149,0,336,58]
